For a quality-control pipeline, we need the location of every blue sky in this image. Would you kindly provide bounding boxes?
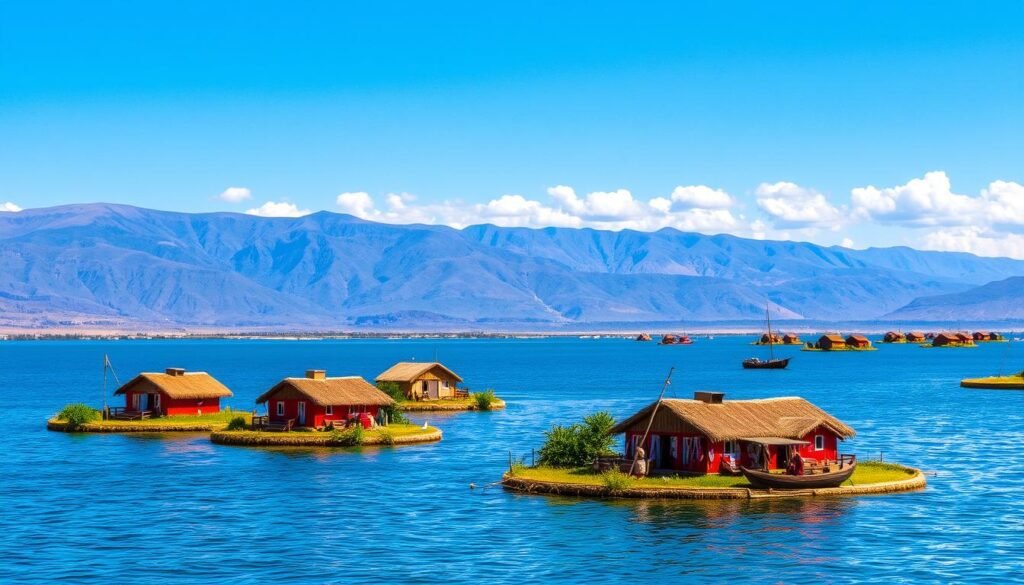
[3,2,1024,256]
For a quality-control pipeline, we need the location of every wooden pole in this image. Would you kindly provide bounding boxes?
[628,366,675,477]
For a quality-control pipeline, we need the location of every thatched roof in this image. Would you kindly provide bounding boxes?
[846,335,870,343]
[114,371,233,399]
[375,362,462,383]
[608,397,856,442]
[256,375,394,407]
[820,334,845,344]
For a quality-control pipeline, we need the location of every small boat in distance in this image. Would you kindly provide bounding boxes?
[743,306,790,369]
[741,455,857,489]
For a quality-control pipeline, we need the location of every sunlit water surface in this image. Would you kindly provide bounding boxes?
[4,337,1024,584]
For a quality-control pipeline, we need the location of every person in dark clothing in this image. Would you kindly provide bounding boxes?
[786,451,804,476]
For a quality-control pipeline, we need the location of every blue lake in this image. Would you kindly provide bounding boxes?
[4,336,1024,584]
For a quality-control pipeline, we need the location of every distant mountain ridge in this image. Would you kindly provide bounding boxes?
[1,203,1022,329]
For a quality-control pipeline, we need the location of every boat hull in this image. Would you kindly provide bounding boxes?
[742,357,790,369]
[741,461,856,489]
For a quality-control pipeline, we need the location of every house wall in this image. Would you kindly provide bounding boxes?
[122,389,220,416]
[265,393,380,428]
[623,426,843,474]
[400,369,459,400]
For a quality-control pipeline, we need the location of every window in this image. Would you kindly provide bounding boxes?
[276,402,284,416]
[724,440,737,454]
[442,380,449,388]
[325,405,333,416]
[814,435,825,451]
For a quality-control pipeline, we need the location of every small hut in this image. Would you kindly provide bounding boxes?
[883,331,906,343]
[818,334,846,350]
[660,334,677,345]
[608,392,855,474]
[256,370,394,429]
[955,332,974,344]
[846,335,872,349]
[932,332,973,347]
[636,333,652,342]
[906,331,926,343]
[782,333,801,345]
[113,368,232,417]
[972,331,990,341]
[758,333,783,345]
[375,362,463,401]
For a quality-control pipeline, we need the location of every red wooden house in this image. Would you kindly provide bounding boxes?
[782,333,801,345]
[609,391,855,474]
[906,331,926,343]
[113,368,232,416]
[933,332,974,347]
[255,370,394,429]
[817,334,846,350]
[845,334,872,348]
[883,331,906,343]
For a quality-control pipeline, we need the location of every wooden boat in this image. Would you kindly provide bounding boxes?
[744,305,789,369]
[675,334,694,345]
[741,457,856,489]
[743,357,791,369]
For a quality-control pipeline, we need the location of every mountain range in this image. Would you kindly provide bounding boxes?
[1,203,1022,330]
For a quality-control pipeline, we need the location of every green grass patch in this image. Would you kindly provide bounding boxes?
[510,461,916,490]
[93,410,251,427]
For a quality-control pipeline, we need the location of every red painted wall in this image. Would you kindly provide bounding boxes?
[124,391,221,416]
[266,396,380,428]
[624,426,842,473]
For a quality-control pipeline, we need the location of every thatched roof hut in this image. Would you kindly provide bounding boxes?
[113,368,232,416]
[883,331,906,343]
[114,369,233,400]
[375,362,463,401]
[782,333,801,344]
[906,331,926,342]
[759,333,782,344]
[846,334,871,348]
[257,371,394,407]
[609,395,856,441]
[818,334,846,350]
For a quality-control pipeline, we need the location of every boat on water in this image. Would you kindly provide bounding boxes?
[744,306,790,369]
[741,455,857,489]
[743,356,791,369]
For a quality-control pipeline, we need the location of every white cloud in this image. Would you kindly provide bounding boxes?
[981,180,1024,231]
[755,181,843,228]
[245,201,311,218]
[921,227,1024,260]
[335,191,376,218]
[1,202,22,212]
[217,186,252,203]
[841,237,855,249]
[851,171,979,227]
[670,185,734,209]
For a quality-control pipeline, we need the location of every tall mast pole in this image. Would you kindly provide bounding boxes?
[628,366,675,476]
[766,305,775,360]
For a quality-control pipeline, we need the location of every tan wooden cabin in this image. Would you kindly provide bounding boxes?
[375,362,463,400]
[818,334,846,350]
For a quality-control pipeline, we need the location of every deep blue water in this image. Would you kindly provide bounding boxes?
[4,336,1024,584]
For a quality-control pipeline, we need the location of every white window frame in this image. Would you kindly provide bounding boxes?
[814,435,825,451]
[276,401,284,416]
[325,405,333,416]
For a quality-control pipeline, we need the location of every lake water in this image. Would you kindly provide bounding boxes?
[4,336,1024,584]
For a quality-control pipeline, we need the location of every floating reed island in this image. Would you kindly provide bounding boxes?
[801,334,877,352]
[961,372,1024,390]
[374,361,505,412]
[752,332,802,346]
[921,332,978,349]
[503,390,924,500]
[48,368,244,433]
[210,370,442,447]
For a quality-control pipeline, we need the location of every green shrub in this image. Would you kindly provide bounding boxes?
[473,389,497,410]
[538,410,616,467]
[377,428,395,446]
[330,424,365,446]
[377,381,406,402]
[601,470,631,491]
[58,403,99,429]
[226,416,248,431]
[380,404,409,425]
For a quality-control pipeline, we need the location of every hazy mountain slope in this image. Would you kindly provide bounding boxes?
[1,203,1023,328]
[885,276,1024,321]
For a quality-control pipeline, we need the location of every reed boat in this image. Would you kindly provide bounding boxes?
[741,455,856,489]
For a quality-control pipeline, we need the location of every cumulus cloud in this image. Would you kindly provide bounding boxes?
[921,227,1024,259]
[980,180,1024,231]
[245,201,311,218]
[755,182,843,228]
[851,171,979,227]
[1,202,22,212]
[330,185,744,234]
[217,186,252,203]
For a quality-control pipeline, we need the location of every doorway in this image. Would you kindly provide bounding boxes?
[297,402,306,425]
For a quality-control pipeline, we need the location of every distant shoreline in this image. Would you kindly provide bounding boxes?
[3,322,1023,340]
